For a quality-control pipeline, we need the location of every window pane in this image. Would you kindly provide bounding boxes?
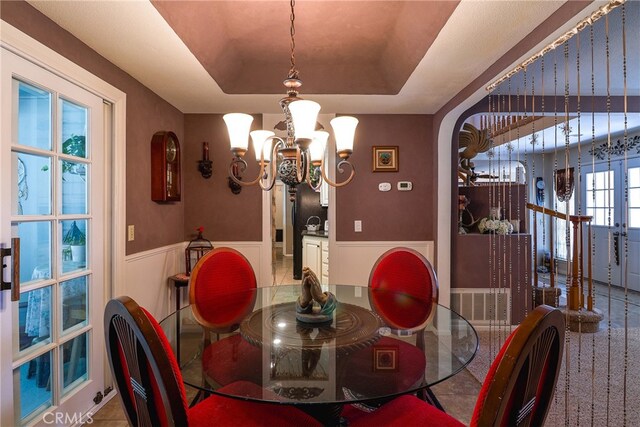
[17,221,51,285]
[61,333,89,394]
[630,208,640,228]
[15,351,52,423]
[595,171,605,189]
[17,286,52,353]
[61,220,87,273]
[630,167,640,188]
[629,188,640,209]
[61,99,87,159]
[12,153,51,216]
[596,190,605,208]
[586,173,594,190]
[17,81,51,151]
[61,160,88,214]
[586,192,594,208]
[61,277,87,333]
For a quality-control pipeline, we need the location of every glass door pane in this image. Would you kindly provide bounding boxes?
[9,73,98,425]
[16,81,51,151]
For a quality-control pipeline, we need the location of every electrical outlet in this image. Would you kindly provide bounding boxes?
[354,220,362,232]
[127,225,135,241]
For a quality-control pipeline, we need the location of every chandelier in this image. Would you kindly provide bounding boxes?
[223,0,358,199]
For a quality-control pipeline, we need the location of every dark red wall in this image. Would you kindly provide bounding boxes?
[183,114,263,242]
[1,0,185,255]
[336,114,434,241]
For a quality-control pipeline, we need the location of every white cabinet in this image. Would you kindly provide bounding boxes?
[321,239,329,285]
[302,235,329,285]
[320,180,329,207]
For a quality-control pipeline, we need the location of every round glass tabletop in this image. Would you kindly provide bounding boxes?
[160,284,478,407]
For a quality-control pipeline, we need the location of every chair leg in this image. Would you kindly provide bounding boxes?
[419,386,444,412]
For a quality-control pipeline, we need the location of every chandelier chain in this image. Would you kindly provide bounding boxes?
[288,0,298,79]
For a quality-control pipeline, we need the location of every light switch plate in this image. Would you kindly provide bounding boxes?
[354,220,362,232]
[378,182,391,192]
[127,225,135,241]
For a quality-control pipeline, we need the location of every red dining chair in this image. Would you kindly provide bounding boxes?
[342,304,565,427]
[340,248,439,409]
[188,248,262,388]
[189,247,258,331]
[368,247,438,329]
[104,296,321,427]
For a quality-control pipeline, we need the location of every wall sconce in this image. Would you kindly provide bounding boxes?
[198,141,212,179]
[228,162,242,195]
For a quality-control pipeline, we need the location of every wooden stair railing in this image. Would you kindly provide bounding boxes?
[526,203,594,311]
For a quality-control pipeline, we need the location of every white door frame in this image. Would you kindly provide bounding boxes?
[0,21,126,424]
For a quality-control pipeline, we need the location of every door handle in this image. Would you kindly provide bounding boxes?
[1,238,20,301]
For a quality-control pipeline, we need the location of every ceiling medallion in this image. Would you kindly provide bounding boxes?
[223,0,358,200]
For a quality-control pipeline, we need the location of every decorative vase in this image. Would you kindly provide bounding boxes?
[489,207,502,220]
[70,245,86,263]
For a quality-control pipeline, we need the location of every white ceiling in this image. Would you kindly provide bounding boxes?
[27,0,568,114]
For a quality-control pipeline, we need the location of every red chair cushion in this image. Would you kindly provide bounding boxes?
[342,394,465,427]
[192,250,257,329]
[341,336,426,397]
[188,381,322,427]
[202,334,263,386]
[470,328,517,427]
[369,250,435,329]
[141,307,190,416]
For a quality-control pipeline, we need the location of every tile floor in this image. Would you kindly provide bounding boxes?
[89,251,637,426]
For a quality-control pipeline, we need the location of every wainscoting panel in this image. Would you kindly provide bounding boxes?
[331,240,435,289]
[123,241,265,320]
[123,243,184,319]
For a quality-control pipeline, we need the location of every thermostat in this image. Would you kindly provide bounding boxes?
[378,182,392,192]
[397,181,413,191]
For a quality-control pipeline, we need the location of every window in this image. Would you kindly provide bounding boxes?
[586,170,615,226]
[555,195,574,261]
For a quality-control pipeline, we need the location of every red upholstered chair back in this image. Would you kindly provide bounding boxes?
[471,305,565,427]
[368,248,438,330]
[189,247,257,331]
[104,296,189,427]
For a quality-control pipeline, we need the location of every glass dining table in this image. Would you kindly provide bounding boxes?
[159,284,478,425]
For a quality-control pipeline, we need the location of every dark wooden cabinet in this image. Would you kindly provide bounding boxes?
[151,131,181,202]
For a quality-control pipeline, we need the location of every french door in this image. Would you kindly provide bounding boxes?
[582,157,640,292]
[0,48,106,425]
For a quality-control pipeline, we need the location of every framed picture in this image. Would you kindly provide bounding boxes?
[372,346,399,372]
[372,146,399,172]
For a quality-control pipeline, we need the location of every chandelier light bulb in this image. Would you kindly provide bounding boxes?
[289,100,321,141]
[309,131,329,164]
[224,113,253,156]
[250,130,275,162]
[331,116,358,155]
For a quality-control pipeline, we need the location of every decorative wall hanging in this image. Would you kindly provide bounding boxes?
[150,131,181,202]
[554,167,574,202]
[372,146,398,172]
[198,141,212,179]
[589,134,640,160]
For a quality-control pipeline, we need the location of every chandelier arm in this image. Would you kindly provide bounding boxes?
[294,146,307,183]
[257,137,286,191]
[228,157,266,187]
[320,158,355,188]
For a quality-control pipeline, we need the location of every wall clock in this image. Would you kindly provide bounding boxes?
[151,131,181,202]
[535,177,545,205]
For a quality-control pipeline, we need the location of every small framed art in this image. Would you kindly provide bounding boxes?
[372,346,399,372]
[372,146,399,172]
